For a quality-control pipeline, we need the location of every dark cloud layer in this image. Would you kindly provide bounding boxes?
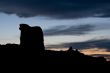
[0,0,110,18]
[44,23,110,36]
[44,24,94,36]
[47,39,110,51]
[62,39,110,51]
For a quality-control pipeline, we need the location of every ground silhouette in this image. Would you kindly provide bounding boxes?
[0,24,110,68]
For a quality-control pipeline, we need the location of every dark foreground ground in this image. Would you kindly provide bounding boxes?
[0,48,110,71]
[0,44,110,67]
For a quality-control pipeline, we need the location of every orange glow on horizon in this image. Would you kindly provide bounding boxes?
[47,47,110,61]
[47,48,110,55]
[80,48,110,55]
[47,48,68,51]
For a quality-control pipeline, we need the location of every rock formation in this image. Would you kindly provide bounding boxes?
[19,24,45,52]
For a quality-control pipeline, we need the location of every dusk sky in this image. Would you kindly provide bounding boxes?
[0,0,110,58]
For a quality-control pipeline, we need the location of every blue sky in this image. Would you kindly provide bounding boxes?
[0,13,110,46]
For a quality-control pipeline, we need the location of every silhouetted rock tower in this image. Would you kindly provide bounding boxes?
[19,24,45,52]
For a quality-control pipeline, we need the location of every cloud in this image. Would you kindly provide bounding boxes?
[0,0,110,18]
[44,24,94,36]
[63,39,110,51]
[47,39,110,51]
[44,22,110,36]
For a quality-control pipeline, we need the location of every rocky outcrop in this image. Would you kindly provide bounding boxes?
[19,24,45,52]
